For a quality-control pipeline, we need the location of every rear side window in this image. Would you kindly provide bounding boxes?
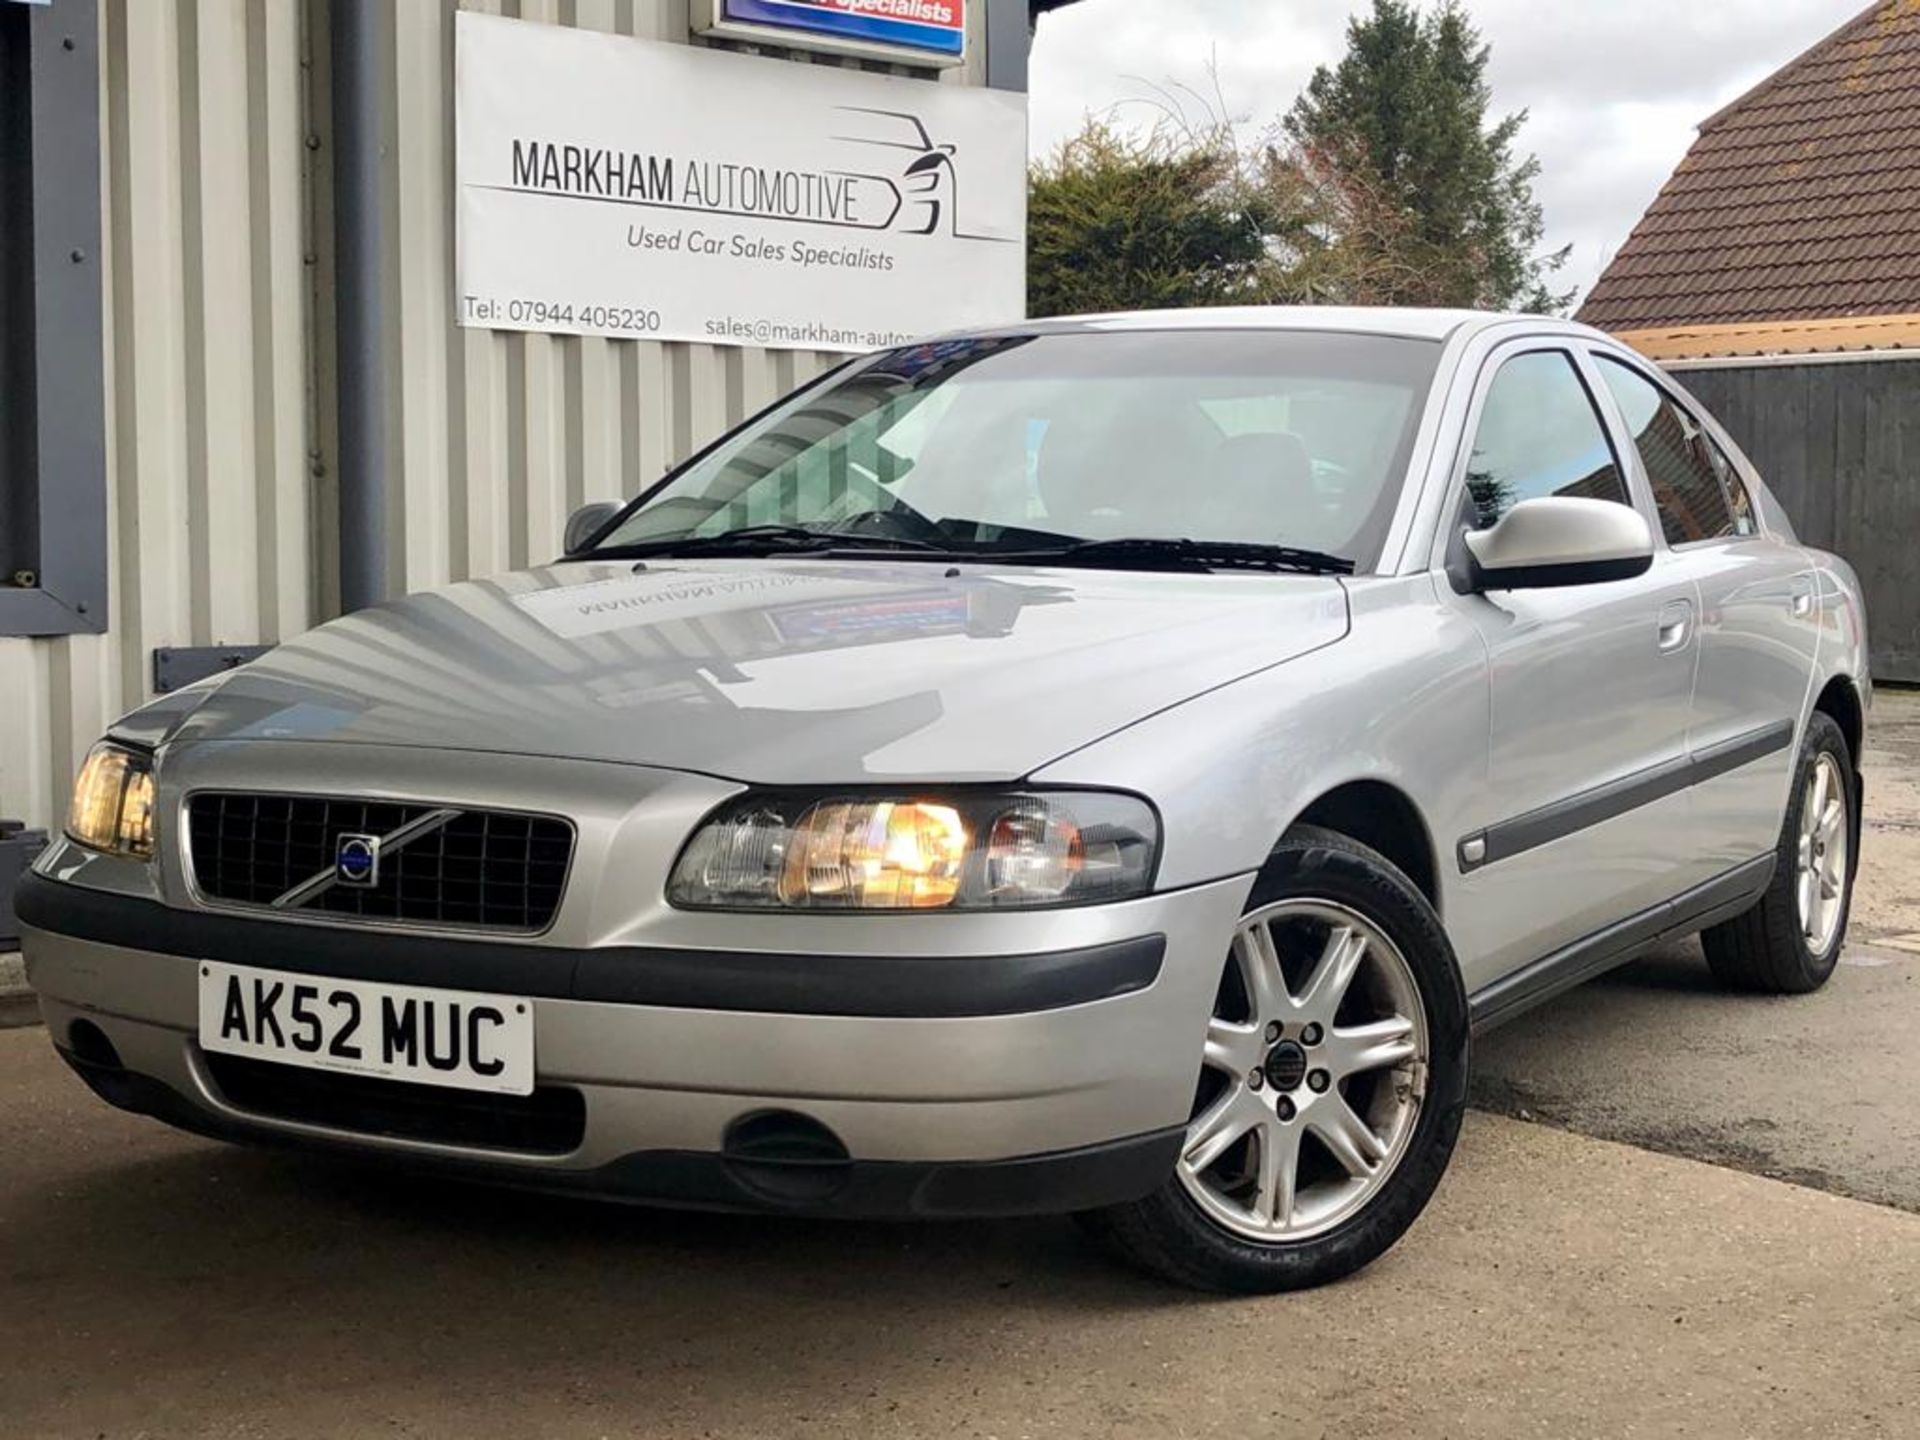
[1595,356,1754,543]
[1701,434,1760,537]
[1464,351,1630,528]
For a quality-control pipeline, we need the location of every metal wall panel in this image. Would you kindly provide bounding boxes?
[0,0,316,834]
[1,0,991,832]
[1679,359,1920,683]
[309,0,874,605]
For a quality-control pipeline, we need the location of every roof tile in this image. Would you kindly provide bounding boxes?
[1579,0,1920,330]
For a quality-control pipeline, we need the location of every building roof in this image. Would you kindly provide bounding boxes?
[1614,311,1920,361]
[1579,0,1920,334]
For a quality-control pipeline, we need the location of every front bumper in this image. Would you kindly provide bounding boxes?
[21,863,1252,1218]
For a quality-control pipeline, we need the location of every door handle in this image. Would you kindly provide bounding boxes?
[1789,580,1816,618]
[1657,598,1694,653]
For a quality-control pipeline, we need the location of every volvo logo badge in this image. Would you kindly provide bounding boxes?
[1263,1040,1309,1094]
[335,833,381,888]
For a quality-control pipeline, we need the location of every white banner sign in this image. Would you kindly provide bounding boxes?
[454,12,1027,351]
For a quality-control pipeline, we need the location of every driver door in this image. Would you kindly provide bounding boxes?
[1437,344,1701,992]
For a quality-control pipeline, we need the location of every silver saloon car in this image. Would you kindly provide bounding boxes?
[21,309,1869,1292]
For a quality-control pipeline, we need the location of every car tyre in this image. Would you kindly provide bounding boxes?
[1701,711,1856,994]
[1081,825,1469,1293]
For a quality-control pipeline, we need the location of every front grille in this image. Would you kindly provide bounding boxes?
[187,793,574,932]
[204,1052,586,1155]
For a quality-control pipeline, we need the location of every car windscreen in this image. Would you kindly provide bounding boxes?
[595,329,1442,571]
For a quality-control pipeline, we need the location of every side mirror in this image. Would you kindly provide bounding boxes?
[563,500,622,556]
[1461,496,1654,592]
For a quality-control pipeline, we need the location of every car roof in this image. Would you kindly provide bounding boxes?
[948,306,1594,345]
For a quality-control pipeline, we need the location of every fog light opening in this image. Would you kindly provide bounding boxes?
[65,1018,123,1073]
[721,1110,853,1207]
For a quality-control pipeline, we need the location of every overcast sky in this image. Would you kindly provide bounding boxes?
[1027,0,1866,302]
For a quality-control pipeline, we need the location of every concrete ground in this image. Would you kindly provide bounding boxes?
[3,1036,1917,1440]
[2,691,1916,1438]
[0,952,29,1027]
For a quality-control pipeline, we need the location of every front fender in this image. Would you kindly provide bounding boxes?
[1033,574,1489,912]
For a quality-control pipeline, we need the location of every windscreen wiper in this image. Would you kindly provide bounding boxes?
[981,536,1356,576]
[585,524,947,560]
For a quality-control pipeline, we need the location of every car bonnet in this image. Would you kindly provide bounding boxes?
[129,558,1352,784]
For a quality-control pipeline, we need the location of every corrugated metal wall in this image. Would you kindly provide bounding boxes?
[0,0,987,833]
[0,0,314,835]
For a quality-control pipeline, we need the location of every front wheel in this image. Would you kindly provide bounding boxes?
[1083,826,1469,1293]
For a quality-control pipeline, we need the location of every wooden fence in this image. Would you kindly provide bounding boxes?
[1675,357,1920,684]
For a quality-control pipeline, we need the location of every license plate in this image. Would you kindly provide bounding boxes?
[197,962,535,1096]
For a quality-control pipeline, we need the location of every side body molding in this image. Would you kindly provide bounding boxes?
[1457,719,1795,873]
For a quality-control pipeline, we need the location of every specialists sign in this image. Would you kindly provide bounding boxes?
[694,0,966,66]
[455,12,1025,351]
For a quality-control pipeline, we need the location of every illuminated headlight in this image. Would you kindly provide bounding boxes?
[67,742,157,860]
[668,791,1159,911]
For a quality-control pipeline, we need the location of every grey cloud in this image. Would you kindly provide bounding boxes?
[1476,1,1855,109]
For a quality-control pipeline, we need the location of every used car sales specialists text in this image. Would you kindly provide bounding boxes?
[626,223,894,271]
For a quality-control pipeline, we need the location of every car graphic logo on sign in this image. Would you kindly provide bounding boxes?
[335,833,381,888]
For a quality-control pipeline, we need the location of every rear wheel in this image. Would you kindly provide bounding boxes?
[1702,711,1856,994]
[1083,826,1468,1293]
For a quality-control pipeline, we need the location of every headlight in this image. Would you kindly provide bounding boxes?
[67,742,157,859]
[668,791,1159,911]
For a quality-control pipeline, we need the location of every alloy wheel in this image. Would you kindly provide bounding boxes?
[1796,751,1850,955]
[1177,899,1429,1243]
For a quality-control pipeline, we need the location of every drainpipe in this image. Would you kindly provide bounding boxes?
[985,0,1029,91]
[331,0,387,613]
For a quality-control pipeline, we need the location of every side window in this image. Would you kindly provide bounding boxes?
[1594,356,1745,544]
[1464,351,1630,528]
[1702,436,1760,537]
